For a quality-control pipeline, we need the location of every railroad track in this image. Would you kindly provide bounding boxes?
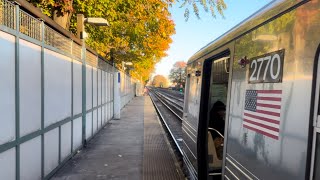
[148,88,184,157]
[156,89,184,103]
[153,91,183,118]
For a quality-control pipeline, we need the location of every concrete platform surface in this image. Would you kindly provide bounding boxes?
[52,96,184,180]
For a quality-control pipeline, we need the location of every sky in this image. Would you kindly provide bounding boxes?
[155,0,274,78]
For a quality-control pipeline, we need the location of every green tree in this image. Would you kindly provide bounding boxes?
[169,61,186,88]
[178,0,227,21]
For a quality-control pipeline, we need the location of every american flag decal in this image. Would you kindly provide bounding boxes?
[243,90,282,140]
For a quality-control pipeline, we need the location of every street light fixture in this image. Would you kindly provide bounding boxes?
[85,17,109,26]
[122,61,133,71]
[77,14,109,39]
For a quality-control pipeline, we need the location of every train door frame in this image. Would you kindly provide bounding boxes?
[309,48,320,180]
[197,49,231,180]
[184,73,191,119]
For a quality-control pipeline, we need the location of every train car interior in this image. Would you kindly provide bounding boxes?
[199,52,231,180]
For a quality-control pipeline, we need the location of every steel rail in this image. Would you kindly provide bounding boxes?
[156,89,184,103]
[152,91,183,120]
[153,91,183,113]
[148,90,183,156]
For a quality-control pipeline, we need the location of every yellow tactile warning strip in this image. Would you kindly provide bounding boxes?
[143,97,184,180]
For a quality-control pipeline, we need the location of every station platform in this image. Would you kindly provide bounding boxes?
[52,96,184,180]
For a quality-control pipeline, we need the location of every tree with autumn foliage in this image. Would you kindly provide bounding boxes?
[169,61,187,88]
[26,0,226,83]
[152,75,169,88]
[26,0,74,29]
[27,0,176,83]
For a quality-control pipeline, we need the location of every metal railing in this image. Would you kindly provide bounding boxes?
[86,50,98,67]
[0,0,117,69]
[44,25,72,53]
[1,0,75,56]
[19,9,42,41]
[0,0,15,29]
[72,42,82,60]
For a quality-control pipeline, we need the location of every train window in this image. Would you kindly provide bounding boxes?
[210,57,229,106]
[207,56,230,178]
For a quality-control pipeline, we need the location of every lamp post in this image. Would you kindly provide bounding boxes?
[77,14,109,146]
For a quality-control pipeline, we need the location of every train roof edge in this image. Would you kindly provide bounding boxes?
[187,0,304,64]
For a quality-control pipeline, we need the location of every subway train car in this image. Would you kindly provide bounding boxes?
[182,0,320,179]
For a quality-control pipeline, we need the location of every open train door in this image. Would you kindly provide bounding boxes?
[197,50,232,180]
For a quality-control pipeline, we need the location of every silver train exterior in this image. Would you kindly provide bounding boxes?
[182,0,320,179]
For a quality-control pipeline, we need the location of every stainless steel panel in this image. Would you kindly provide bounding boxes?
[227,2,320,179]
[225,155,258,180]
[183,60,204,173]
[182,134,197,170]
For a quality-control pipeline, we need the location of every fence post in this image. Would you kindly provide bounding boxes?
[113,70,121,119]
[81,44,86,146]
[14,4,20,180]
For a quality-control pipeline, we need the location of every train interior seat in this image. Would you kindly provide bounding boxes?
[208,131,222,169]
[208,131,222,179]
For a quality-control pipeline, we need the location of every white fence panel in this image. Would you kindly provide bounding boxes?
[86,112,92,140]
[86,66,92,110]
[61,122,72,160]
[19,39,41,137]
[44,49,71,127]
[93,110,97,134]
[0,148,15,180]
[73,60,82,115]
[0,31,15,145]
[20,137,41,180]
[98,69,102,106]
[72,117,82,150]
[98,108,102,129]
[44,128,59,176]
[93,68,97,108]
